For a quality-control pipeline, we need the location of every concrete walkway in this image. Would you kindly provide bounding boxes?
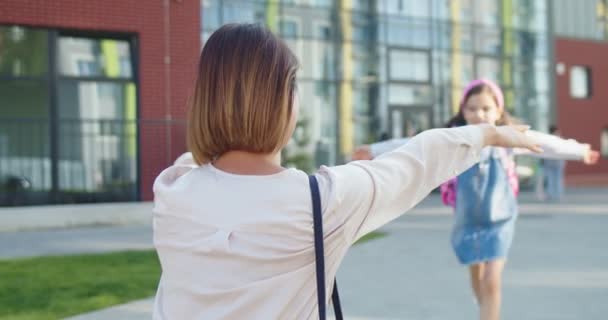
[52,187,608,320]
[0,202,153,232]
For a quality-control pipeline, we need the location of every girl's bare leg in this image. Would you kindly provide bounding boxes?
[469,263,485,304]
[479,259,505,320]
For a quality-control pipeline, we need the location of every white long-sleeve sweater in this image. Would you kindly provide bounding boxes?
[152,126,485,319]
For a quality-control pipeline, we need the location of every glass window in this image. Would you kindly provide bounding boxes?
[56,118,137,194]
[280,19,299,38]
[512,0,548,32]
[352,23,372,42]
[58,81,136,120]
[378,0,430,17]
[475,28,501,55]
[350,0,372,12]
[58,37,133,78]
[601,128,608,158]
[434,22,452,50]
[388,84,433,105]
[353,56,374,80]
[533,59,550,92]
[432,51,451,84]
[437,24,474,52]
[474,0,500,26]
[312,0,332,7]
[57,81,137,194]
[386,18,431,47]
[0,80,48,119]
[222,1,266,25]
[0,80,50,192]
[390,107,432,138]
[350,12,373,43]
[316,24,332,40]
[534,92,550,131]
[476,56,501,82]
[389,50,430,82]
[201,0,221,30]
[511,61,529,89]
[284,38,304,71]
[311,40,336,80]
[427,0,472,21]
[514,31,548,59]
[452,53,474,84]
[282,80,336,170]
[458,25,474,52]
[456,0,474,22]
[0,26,48,77]
[570,65,592,99]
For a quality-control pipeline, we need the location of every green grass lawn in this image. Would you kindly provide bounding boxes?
[355,231,387,245]
[0,231,386,320]
[0,250,161,320]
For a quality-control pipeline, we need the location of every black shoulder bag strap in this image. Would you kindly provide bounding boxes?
[308,175,343,320]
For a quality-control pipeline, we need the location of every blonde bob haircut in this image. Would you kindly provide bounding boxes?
[187,23,299,165]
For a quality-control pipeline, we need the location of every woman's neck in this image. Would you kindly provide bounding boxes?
[212,150,284,175]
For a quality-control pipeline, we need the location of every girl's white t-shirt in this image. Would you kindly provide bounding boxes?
[152,126,484,320]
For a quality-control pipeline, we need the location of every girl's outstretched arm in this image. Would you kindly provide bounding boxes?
[318,125,540,243]
[514,130,600,164]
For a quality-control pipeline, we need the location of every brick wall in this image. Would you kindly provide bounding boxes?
[0,0,200,200]
[555,37,608,186]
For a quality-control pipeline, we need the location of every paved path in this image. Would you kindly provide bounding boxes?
[3,188,607,319]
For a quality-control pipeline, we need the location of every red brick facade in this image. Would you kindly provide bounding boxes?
[0,0,200,200]
[555,38,608,186]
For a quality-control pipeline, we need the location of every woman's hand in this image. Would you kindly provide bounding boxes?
[481,124,543,153]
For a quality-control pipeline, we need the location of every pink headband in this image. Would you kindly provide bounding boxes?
[460,79,504,111]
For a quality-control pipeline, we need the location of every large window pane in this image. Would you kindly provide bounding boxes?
[0,26,48,77]
[378,0,430,17]
[601,128,608,158]
[311,40,336,80]
[533,59,550,92]
[353,83,375,145]
[56,81,137,196]
[57,119,137,199]
[451,53,474,84]
[389,50,430,82]
[0,80,48,118]
[474,0,500,26]
[475,28,501,55]
[388,84,433,105]
[512,0,548,32]
[476,56,501,82]
[570,66,592,99]
[283,80,337,170]
[455,0,474,23]
[222,0,266,25]
[386,17,431,47]
[201,0,222,30]
[514,31,548,58]
[58,37,133,78]
[353,44,378,80]
[0,80,50,197]
[58,81,136,120]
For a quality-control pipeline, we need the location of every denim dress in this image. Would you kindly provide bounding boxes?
[451,147,518,265]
